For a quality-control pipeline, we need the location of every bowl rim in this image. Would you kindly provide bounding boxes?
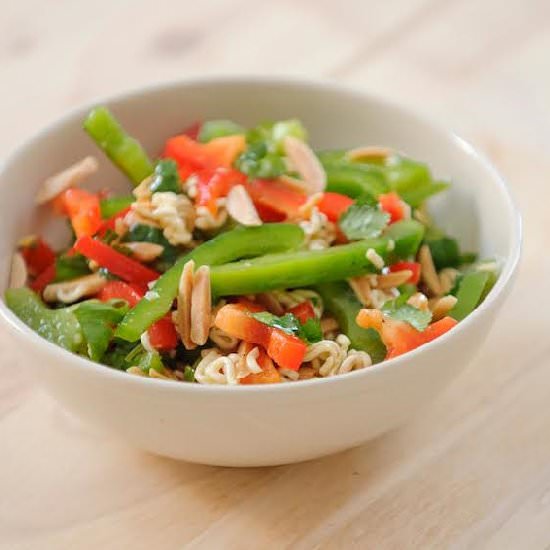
[0,75,522,395]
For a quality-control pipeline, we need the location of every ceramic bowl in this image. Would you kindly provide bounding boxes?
[0,78,521,466]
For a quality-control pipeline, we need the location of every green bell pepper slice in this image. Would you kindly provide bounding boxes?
[209,220,424,297]
[5,288,83,352]
[115,224,305,342]
[449,271,490,321]
[100,195,134,218]
[315,281,386,363]
[84,107,154,186]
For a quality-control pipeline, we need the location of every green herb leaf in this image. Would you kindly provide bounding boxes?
[251,311,322,343]
[382,299,432,332]
[150,159,181,194]
[102,339,137,370]
[339,204,390,240]
[73,300,129,361]
[300,318,323,343]
[54,253,91,282]
[123,224,179,266]
[425,237,461,270]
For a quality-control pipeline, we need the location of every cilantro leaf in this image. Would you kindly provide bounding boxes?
[382,299,432,332]
[251,311,322,343]
[339,203,390,241]
[73,300,129,361]
[300,318,323,343]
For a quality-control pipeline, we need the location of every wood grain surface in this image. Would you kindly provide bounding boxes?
[1,0,548,548]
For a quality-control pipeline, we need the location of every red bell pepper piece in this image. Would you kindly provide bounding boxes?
[317,192,354,222]
[96,207,131,238]
[246,179,307,219]
[239,344,281,384]
[214,303,307,371]
[379,192,406,224]
[147,315,178,350]
[97,280,146,307]
[20,238,55,277]
[382,316,458,359]
[29,263,56,294]
[163,134,245,180]
[97,280,177,350]
[56,188,102,238]
[421,316,458,344]
[288,301,316,323]
[74,236,159,286]
[195,167,247,215]
[389,261,421,285]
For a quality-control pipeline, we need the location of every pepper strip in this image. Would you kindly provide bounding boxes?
[209,220,424,297]
[115,224,305,342]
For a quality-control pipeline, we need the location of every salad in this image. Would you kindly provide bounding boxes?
[4,109,498,384]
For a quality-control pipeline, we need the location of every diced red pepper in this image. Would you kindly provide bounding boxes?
[163,134,245,180]
[147,315,178,350]
[96,207,131,238]
[379,192,406,224]
[239,342,281,384]
[380,316,458,360]
[97,281,177,350]
[288,301,316,324]
[195,167,247,215]
[266,329,306,371]
[29,263,56,294]
[214,303,307,371]
[20,238,56,277]
[253,202,286,222]
[74,236,159,286]
[317,192,355,222]
[246,179,307,219]
[56,188,102,238]
[421,316,458,344]
[202,135,246,167]
[97,280,145,307]
[389,261,421,285]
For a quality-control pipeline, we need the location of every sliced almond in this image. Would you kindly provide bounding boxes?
[226,185,262,226]
[431,295,458,321]
[123,242,164,263]
[375,270,413,290]
[9,252,27,289]
[177,260,195,349]
[348,276,372,306]
[407,292,429,311]
[43,273,106,303]
[256,292,285,316]
[419,244,442,296]
[36,156,99,205]
[190,265,211,346]
[283,136,326,195]
[439,268,459,295]
[345,146,392,162]
[320,316,339,334]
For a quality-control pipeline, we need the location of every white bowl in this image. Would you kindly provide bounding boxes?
[0,78,521,467]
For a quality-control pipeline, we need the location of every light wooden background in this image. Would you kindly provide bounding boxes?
[1,1,549,548]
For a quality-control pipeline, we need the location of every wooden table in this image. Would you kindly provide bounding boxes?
[1,1,548,548]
